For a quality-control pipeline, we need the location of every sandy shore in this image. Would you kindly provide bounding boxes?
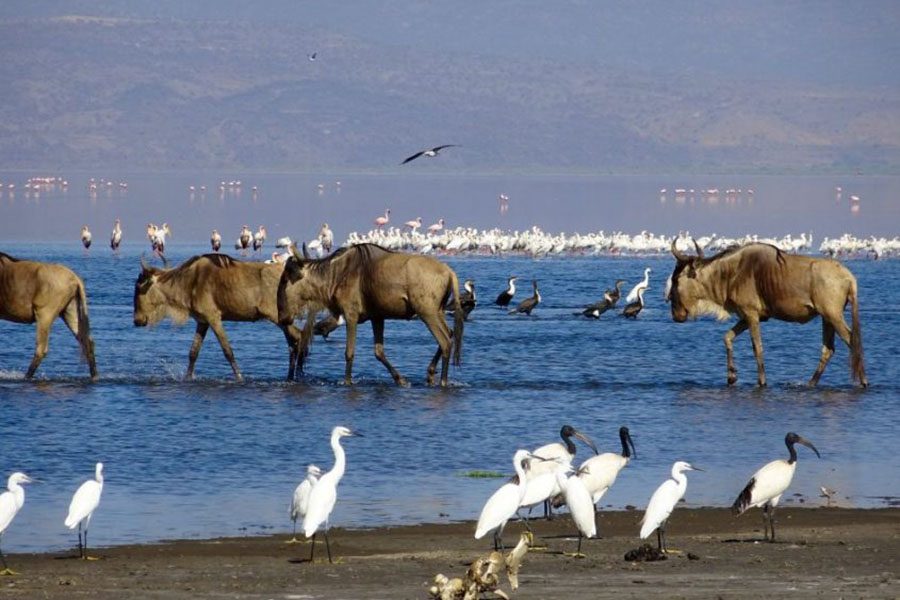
[2,507,898,599]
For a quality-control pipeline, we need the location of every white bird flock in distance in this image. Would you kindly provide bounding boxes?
[302,426,361,564]
[64,462,104,560]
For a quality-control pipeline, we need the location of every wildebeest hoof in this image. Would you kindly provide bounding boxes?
[727,375,738,385]
[397,377,410,387]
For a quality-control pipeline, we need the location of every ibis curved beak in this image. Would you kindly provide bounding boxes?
[797,436,821,458]
[573,430,599,456]
[626,430,637,459]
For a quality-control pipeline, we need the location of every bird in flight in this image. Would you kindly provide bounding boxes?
[308,52,317,61]
[401,144,458,165]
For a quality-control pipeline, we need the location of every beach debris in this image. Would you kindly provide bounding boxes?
[820,486,836,506]
[624,543,668,562]
[428,532,532,600]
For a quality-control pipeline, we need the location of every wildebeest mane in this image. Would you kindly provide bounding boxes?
[157,253,240,284]
[304,243,395,279]
[0,251,21,263]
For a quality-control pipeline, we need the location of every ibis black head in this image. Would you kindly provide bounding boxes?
[785,432,820,461]
[619,426,637,459]
[560,425,599,455]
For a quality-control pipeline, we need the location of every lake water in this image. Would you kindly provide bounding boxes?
[0,173,898,553]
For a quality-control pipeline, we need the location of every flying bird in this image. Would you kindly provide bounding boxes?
[401,145,458,165]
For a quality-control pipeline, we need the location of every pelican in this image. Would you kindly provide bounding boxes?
[640,461,701,553]
[495,276,518,307]
[210,229,222,252]
[554,465,596,557]
[288,465,321,543]
[303,426,361,563]
[732,432,820,541]
[625,267,651,303]
[80,225,92,250]
[109,219,122,252]
[475,449,536,550]
[64,462,104,560]
[0,472,33,576]
[401,144,457,165]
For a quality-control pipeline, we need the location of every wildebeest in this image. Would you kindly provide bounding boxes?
[277,243,463,386]
[133,254,302,381]
[668,240,867,387]
[0,252,98,380]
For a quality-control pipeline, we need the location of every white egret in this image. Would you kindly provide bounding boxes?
[0,472,34,575]
[475,449,536,550]
[640,461,701,553]
[288,464,321,544]
[303,426,360,563]
[625,267,651,303]
[554,465,596,557]
[732,432,820,541]
[64,462,104,560]
[516,468,560,533]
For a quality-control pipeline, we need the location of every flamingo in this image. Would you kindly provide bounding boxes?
[374,209,391,229]
[427,218,445,235]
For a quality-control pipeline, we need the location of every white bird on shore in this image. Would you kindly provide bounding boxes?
[318,223,334,254]
[303,426,361,563]
[80,225,92,250]
[0,472,34,575]
[288,465,322,543]
[475,449,536,550]
[210,229,222,252]
[554,465,596,557]
[640,461,701,553]
[625,267,651,303]
[574,426,636,507]
[65,462,104,560]
[732,432,820,541]
[528,426,598,518]
[109,219,122,253]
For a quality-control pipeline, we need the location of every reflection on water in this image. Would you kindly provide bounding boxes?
[0,242,898,553]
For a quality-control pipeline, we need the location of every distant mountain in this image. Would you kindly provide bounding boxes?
[0,7,898,173]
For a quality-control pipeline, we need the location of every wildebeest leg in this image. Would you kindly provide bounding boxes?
[747,316,766,387]
[724,319,748,385]
[372,318,408,386]
[281,326,300,380]
[207,319,243,382]
[420,312,452,386]
[186,322,209,380]
[60,300,97,381]
[25,313,53,379]
[344,318,357,385]
[809,321,836,386]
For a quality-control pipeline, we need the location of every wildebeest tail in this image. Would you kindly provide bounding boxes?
[849,278,866,386]
[75,280,98,380]
[731,477,755,515]
[449,271,464,367]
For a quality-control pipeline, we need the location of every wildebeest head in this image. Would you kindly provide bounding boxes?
[668,238,723,322]
[276,244,315,325]
[133,257,184,326]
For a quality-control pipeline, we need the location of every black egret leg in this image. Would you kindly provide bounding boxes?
[324,530,333,564]
[78,525,84,558]
[309,534,316,562]
[83,528,90,559]
[656,528,663,552]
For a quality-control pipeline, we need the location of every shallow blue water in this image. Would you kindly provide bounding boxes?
[0,243,898,553]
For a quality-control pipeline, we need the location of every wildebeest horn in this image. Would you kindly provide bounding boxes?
[671,239,689,262]
[140,253,150,272]
[289,243,304,262]
[692,238,705,259]
[160,253,169,268]
[302,242,311,260]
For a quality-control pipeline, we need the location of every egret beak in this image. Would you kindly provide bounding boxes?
[351,430,364,437]
[690,465,705,472]
[797,436,821,458]
[573,430,600,455]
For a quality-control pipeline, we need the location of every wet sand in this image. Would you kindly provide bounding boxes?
[2,508,898,599]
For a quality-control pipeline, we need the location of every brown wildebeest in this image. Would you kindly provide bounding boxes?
[668,240,867,387]
[133,254,302,381]
[277,243,464,386]
[0,252,98,380]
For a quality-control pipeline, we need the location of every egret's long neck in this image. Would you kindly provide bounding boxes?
[95,468,104,486]
[10,483,25,510]
[329,434,347,483]
[671,467,688,492]
[514,459,529,499]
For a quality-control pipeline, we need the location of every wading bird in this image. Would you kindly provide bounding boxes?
[0,472,34,575]
[64,462,104,560]
[625,267,651,303]
[475,449,537,550]
[401,144,457,165]
[109,220,122,253]
[640,461,701,553]
[303,426,361,563]
[210,229,222,252]
[374,209,391,229]
[80,225,92,250]
[288,465,321,544]
[554,465,596,557]
[622,287,645,319]
[529,426,598,518]
[253,226,267,253]
[318,223,334,254]
[495,276,518,307]
[510,280,541,316]
[559,426,635,516]
[732,432,820,541]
